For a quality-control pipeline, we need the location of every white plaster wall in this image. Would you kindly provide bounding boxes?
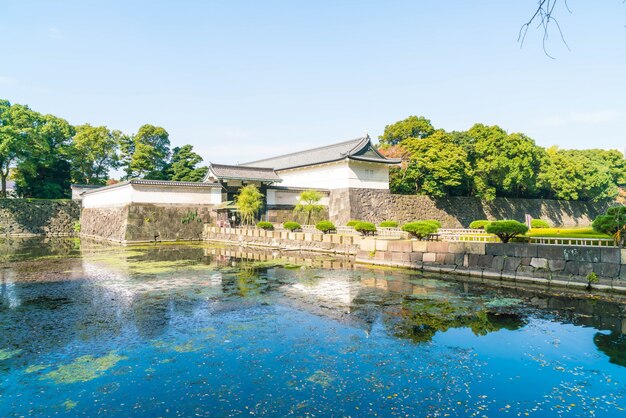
[82,184,134,208]
[348,160,390,190]
[277,160,352,190]
[132,185,221,205]
[82,184,222,208]
[277,159,390,190]
[267,189,329,206]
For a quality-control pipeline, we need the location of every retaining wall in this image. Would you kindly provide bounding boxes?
[0,199,80,236]
[329,188,613,227]
[81,203,214,243]
[356,240,626,292]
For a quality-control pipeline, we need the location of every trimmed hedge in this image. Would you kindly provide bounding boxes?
[531,219,550,228]
[283,221,302,232]
[402,221,439,240]
[424,219,442,228]
[379,220,398,228]
[256,221,274,230]
[346,220,361,227]
[354,221,377,236]
[485,220,528,243]
[316,220,336,234]
[469,220,491,229]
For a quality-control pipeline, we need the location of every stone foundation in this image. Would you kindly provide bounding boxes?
[329,188,613,227]
[81,203,214,243]
[0,199,80,236]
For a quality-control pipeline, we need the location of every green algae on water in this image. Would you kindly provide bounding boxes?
[42,352,127,384]
[485,297,523,308]
[62,399,78,411]
[0,348,22,361]
[307,370,335,388]
[25,364,50,374]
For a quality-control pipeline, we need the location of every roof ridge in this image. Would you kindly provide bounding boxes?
[209,162,276,172]
[242,136,367,166]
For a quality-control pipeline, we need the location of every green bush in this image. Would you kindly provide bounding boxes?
[316,220,336,234]
[354,221,377,236]
[283,221,302,232]
[469,220,491,229]
[379,220,398,228]
[256,221,274,230]
[531,219,550,228]
[593,206,626,246]
[346,220,361,227]
[402,221,439,240]
[485,220,529,243]
[424,219,442,228]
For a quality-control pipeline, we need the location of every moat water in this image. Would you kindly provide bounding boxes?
[1,238,626,417]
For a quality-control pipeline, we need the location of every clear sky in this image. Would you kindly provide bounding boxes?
[1,0,625,170]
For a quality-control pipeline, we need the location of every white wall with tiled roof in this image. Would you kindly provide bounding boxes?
[276,159,389,190]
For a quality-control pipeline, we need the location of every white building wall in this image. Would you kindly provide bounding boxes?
[267,189,329,206]
[82,183,222,208]
[276,159,390,190]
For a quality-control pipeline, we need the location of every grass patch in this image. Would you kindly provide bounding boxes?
[525,227,610,239]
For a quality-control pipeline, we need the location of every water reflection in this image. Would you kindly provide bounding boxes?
[2,238,626,416]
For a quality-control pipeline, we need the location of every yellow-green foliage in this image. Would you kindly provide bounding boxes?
[42,352,127,384]
[525,227,610,239]
[0,348,21,361]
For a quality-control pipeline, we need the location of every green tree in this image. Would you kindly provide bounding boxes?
[69,124,119,185]
[592,206,626,247]
[235,184,264,225]
[118,132,136,180]
[14,113,74,198]
[401,131,471,196]
[169,144,207,182]
[379,115,435,146]
[0,100,36,197]
[130,124,171,179]
[485,220,528,243]
[294,189,324,224]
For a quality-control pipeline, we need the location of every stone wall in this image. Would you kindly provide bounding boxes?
[266,206,329,224]
[356,240,626,292]
[81,203,214,243]
[0,199,80,236]
[331,188,613,227]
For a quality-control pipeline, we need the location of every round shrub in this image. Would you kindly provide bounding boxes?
[424,219,442,228]
[316,220,336,234]
[346,220,361,227]
[469,220,491,229]
[531,219,550,228]
[402,221,439,240]
[379,220,398,228]
[256,221,274,230]
[283,221,302,232]
[355,221,377,236]
[485,220,529,243]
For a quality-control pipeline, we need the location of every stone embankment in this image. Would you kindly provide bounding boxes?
[356,240,626,292]
[0,199,80,236]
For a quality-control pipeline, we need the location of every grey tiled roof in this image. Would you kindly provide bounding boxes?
[208,163,281,182]
[82,179,221,195]
[241,136,400,170]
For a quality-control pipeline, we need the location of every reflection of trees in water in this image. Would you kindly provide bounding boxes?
[388,298,526,343]
[594,332,626,368]
[0,237,79,263]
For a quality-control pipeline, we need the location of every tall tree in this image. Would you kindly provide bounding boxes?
[378,115,435,146]
[169,144,207,182]
[70,124,120,185]
[130,124,171,179]
[0,101,36,197]
[294,189,324,224]
[118,132,136,180]
[235,184,263,225]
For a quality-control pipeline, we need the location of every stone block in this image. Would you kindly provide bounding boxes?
[410,252,423,262]
[563,247,601,263]
[375,240,389,252]
[521,257,532,266]
[530,258,549,269]
[465,243,486,255]
[436,253,447,264]
[621,249,626,265]
[322,234,333,243]
[537,246,565,260]
[463,254,469,267]
[601,248,621,264]
[478,254,494,268]
[483,270,501,280]
[564,261,579,276]
[468,254,480,268]
[619,265,626,281]
[392,252,411,262]
[388,240,412,253]
[304,233,313,241]
[548,259,566,272]
[511,244,538,258]
[331,234,342,244]
[426,242,449,253]
[444,253,456,265]
[360,238,376,252]
[578,262,594,276]
[593,262,620,278]
[412,241,428,252]
[485,243,505,256]
[356,250,372,260]
[454,253,465,266]
[516,265,534,276]
[492,255,506,271]
[343,236,353,245]
[447,243,467,254]
[423,252,437,263]
[504,257,521,272]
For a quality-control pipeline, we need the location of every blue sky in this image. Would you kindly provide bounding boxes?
[1,1,625,170]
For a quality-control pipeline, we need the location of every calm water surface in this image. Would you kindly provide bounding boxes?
[1,238,626,417]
